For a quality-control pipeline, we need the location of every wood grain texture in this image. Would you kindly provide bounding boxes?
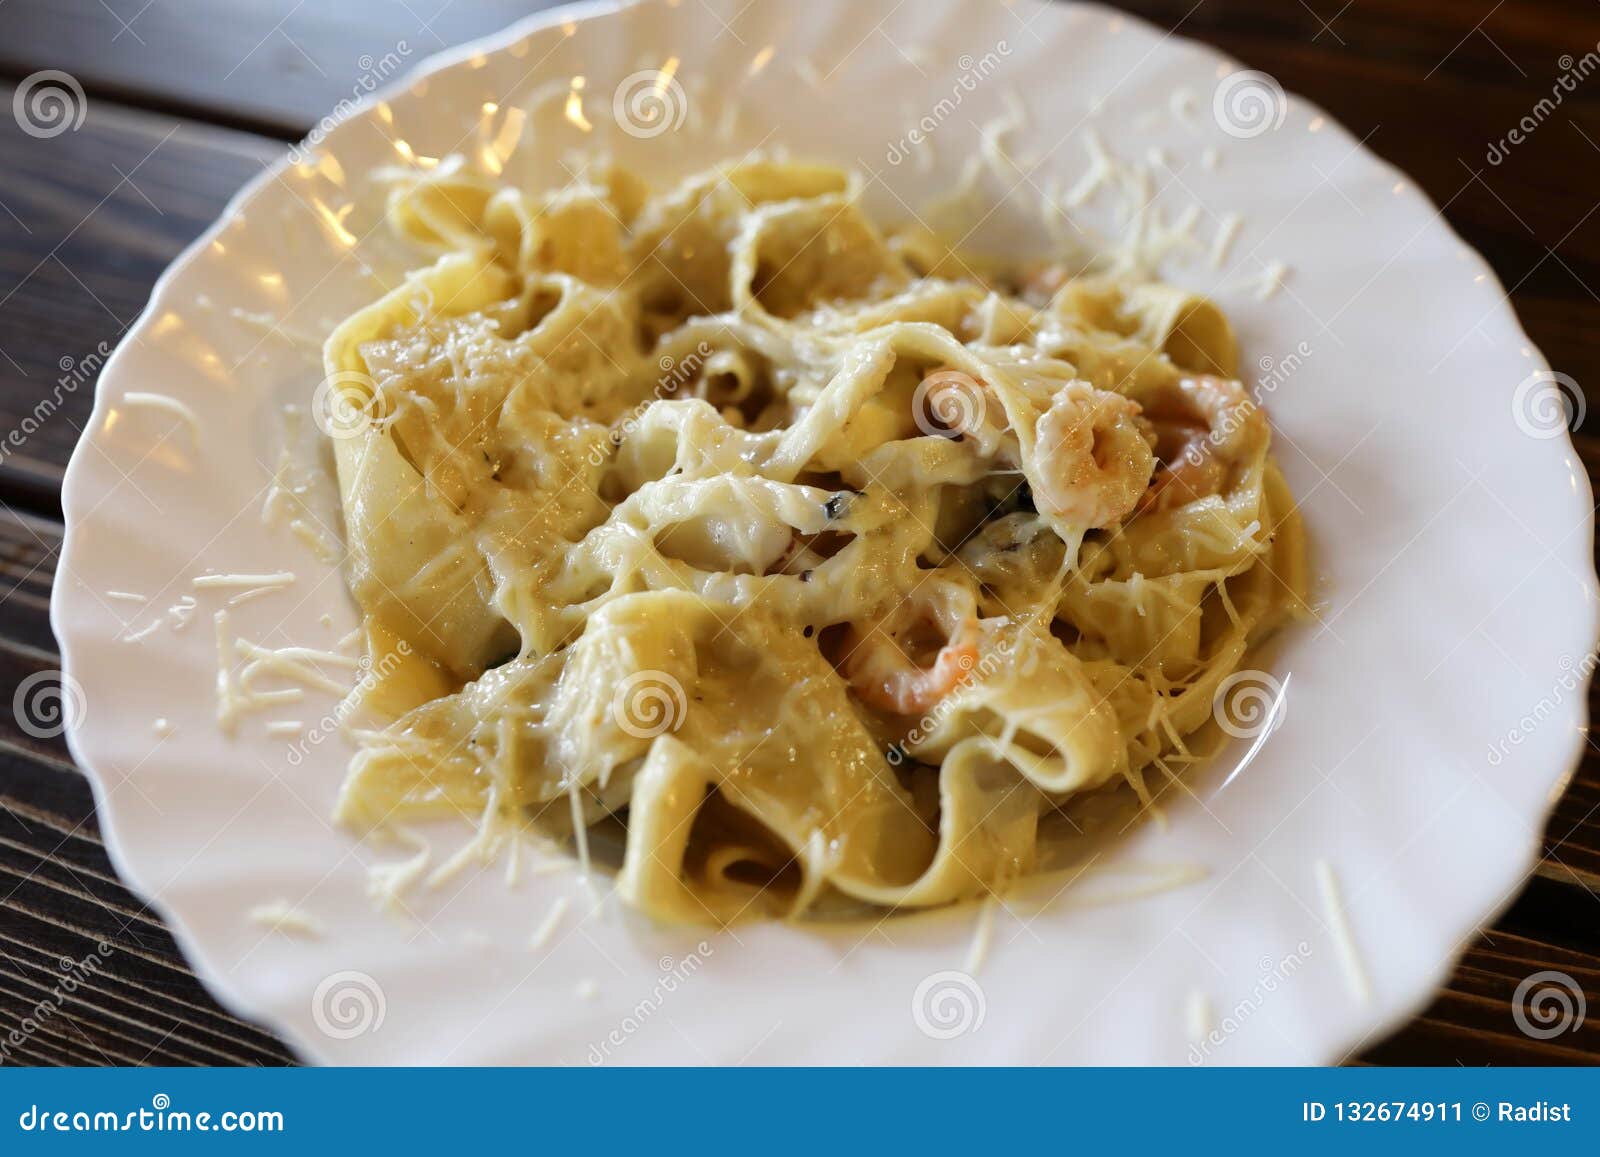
[0,0,568,137]
[0,97,280,507]
[0,0,1596,1066]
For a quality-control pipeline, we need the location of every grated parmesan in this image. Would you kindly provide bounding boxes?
[215,613,372,734]
[263,405,342,563]
[122,392,202,443]
[1185,989,1214,1043]
[428,789,520,888]
[528,896,571,951]
[1051,861,1209,910]
[367,828,431,915]
[1245,260,1290,301]
[964,890,1001,974]
[567,777,592,881]
[225,585,282,608]
[1315,859,1370,1004]
[120,620,162,644]
[247,899,324,938]
[167,596,197,632]
[194,571,296,590]
[1210,212,1242,269]
[1169,87,1197,125]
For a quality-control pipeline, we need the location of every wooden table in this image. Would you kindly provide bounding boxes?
[0,0,1596,1066]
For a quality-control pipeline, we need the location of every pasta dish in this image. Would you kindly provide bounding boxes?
[322,156,1307,924]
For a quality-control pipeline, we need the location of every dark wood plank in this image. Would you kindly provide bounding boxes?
[0,92,281,506]
[1361,879,1600,1065]
[0,744,296,1066]
[0,0,566,138]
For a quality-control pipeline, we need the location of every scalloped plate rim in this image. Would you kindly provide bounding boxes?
[51,0,1599,1064]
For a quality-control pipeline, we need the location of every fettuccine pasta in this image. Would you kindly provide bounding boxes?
[322,156,1308,924]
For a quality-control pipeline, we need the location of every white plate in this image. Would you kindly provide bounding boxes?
[53,0,1598,1065]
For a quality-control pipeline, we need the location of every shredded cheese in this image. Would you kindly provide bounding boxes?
[366,828,431,915]
[1185,989,1214,1043]
[1245,260,1290,301]
[1315,859,1371,1004]
[567,778,592,881]
[167,596,197,631]
[428,789,519,887]
[528,896,571,951]
[263,405,342,563]
[964,890,1001,974]
[1169,87,1197,125]
[194,571,296,590]
[120,620,162,644]
[1055,861,1209,910]
[1210,212,1242,269]
[122,392,202,443]
[236,638,360,698]
[978,89,1029,181]
[247,899,324,937]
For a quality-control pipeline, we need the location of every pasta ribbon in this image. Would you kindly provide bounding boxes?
[323,156,1308,923]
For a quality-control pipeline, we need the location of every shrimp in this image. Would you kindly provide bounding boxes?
[840,581,980,715]
[1138,374,1264,513]
[1030,381,1155,528]
[919,370,1155,529]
